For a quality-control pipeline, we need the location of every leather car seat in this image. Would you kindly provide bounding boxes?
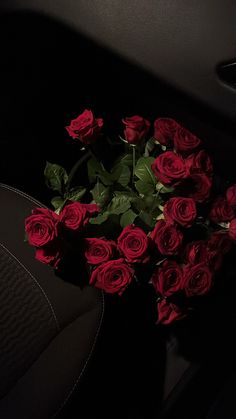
[0,183,104,418]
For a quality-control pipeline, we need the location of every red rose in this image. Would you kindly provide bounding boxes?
[226,184,236,207]
[209,197,234,224]
[157,300,185,325]
[25,208,59,247]
[163,197,197,227]
[207,231,232,255]
[59,201,99,231]
[84,237,116,265]
[122,115,150,144]
[35,241,63,268]
[229,219,236,241]
[183,263,213,297]
[187,150,213,176]
[174,126,201,153]
[89,258,134,295]
[152,261,183,296]
[151,151,189,185]
[117,224,150,263]
[65,109,103,144]
[180,173,212,203]
[184,241,208,265]
[150,220,183,255]
[153,117,179,146]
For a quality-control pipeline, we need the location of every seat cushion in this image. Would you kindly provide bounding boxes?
[0,183,104,418]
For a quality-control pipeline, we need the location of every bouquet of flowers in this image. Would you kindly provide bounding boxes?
[24,109,236,325]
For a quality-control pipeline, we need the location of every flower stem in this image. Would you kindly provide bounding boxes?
[66,149,91,191]
[132,145,136,185]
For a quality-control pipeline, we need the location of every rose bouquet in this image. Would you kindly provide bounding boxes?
[24,109,236,325]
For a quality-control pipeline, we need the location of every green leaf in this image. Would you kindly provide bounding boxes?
[64,187,86,202]
[134,157,156,186]
[90,183,110,207]
[144,137,157,157]
[113,165,131,187]
[131,196,146,212]
[135,179,155,195]
[87,157,113,186]
[89,212,109,225]
[138,210,156,229]
[44,162,68,193]
[108,195,131,215]
[120,209,137,228]
[115,153,133,168]
[51,196,66,210]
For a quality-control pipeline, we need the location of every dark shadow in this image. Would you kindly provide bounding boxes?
[1,10,236,202]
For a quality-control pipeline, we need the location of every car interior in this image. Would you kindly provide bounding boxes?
[1,1,236,418]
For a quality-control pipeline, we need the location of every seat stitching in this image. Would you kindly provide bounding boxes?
[0,242,60,332]
[0,183,47,207]
[52,290,105,418]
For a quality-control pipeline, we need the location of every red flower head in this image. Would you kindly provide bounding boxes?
[65,109,103,144]
[183,263,213,297]
[152,260,184,297]
[226,184,236,208]
[122,115,150,145]
[59,201,99,231]
[150,220,183,256]
[157,300,185,325]
[151,151,189,185]
[153,117,179,146]
[164,197,197,228]
[187,150,213,176]
[84,237,116,265]
[35,241,64,268]
[117,224,150,263]
[184,241,208,265]
[25,207,59,247]
[174,126,201,153]
[229,219,236,241]
[89,258,134,296]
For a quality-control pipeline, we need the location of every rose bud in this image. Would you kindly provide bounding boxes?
[122,115,150,145]
[153,117,179,146]
[157,300,185,325]
[174,125,201,153]
[184,241,208,265]
[65,109,103,144]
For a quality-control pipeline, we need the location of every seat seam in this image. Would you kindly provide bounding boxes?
[52,290,105,418]
[0,242,60,332]
[0,183,47,208]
